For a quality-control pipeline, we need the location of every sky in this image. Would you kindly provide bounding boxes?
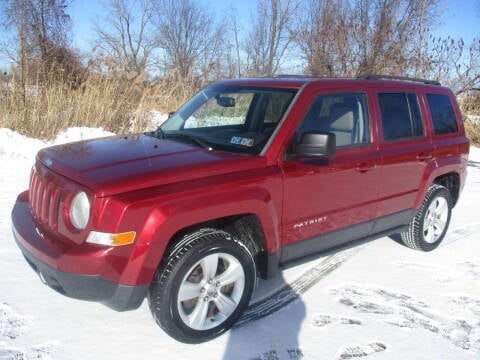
[0,0,479,73]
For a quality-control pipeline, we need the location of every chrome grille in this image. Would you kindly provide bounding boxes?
[29,169,61,230]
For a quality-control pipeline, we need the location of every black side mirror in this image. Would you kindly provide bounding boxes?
[295,132,336,158]
[168,111,176,119]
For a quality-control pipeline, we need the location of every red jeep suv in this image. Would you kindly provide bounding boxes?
[12,75,469,342]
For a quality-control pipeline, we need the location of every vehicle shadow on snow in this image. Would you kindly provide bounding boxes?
[221,247,358,360]
[222,273,306,360]
[221,217,480,359]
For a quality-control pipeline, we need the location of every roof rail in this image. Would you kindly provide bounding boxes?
[358,74,441,86]
[274,74,320,78]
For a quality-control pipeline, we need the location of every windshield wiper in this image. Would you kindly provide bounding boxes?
[145,127,166,139]
[166,132,213,150]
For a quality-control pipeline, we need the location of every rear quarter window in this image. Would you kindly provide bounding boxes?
[426,94,458,135]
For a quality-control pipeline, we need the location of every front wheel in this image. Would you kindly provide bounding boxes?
[148,229,256,343]
[401,184,452,251]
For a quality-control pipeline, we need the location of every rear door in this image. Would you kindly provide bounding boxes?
[375,90,434,231]
[280,89,380,261]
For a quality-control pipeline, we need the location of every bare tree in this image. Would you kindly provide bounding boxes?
[154,0,224,82]
[1,0,71,64]
[425,37,480,95]
[451,39,480,95]
[231,7,243,78]
[245,0,300,76]
[296,0,440,77]
[1,0,27,85]
[349,0,439,75]
[222,6,243,78]
[94,0,157,80]
[196,19,226,81]
[296,0,353,76]
[1,0,73,95]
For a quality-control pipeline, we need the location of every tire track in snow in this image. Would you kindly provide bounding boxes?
[236,222,480,327]
[442,223,480,247]
[236,248,360,327]
[468,160,480,169]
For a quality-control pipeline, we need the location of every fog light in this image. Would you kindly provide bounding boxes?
[87,231,136,246]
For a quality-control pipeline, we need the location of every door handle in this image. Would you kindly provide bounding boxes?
[416,153,433,162]
[355,162,374,173]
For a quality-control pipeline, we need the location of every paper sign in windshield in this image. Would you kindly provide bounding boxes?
[230,136,254,147]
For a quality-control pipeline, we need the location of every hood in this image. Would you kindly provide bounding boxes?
[37,134,265,196]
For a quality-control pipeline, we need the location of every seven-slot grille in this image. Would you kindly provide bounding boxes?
[29,169,61,230]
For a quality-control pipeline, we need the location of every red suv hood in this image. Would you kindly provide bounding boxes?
[37,134,265,196]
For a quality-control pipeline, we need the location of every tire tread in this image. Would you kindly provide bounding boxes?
[148,228,255,343]
[400,184,451,251]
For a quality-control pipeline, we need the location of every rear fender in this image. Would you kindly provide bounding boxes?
[414,155,467,208]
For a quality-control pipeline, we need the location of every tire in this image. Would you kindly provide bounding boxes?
[401,184,452,251]
[148,229,256,343]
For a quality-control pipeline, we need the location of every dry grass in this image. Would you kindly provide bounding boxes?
[465,117,480,146]
[460,95,480,146]
[0,74,197,140]
[2,73,479,146]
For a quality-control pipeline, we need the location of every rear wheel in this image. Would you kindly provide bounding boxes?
[401,184,452,251]
[148,229,256,343]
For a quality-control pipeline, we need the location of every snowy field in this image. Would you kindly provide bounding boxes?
[1,127,480,360]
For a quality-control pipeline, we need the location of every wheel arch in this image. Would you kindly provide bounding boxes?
[163,214,272,279]
[128,182,282,285]
[415,167,462,209]
[433,172,460,206]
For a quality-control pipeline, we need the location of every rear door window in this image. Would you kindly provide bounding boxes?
[426,94,458,135]
[378,92,424,141]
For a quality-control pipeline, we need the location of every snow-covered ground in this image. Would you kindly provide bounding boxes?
[1,127,480,360]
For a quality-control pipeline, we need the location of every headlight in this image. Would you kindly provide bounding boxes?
[70,191,90,230]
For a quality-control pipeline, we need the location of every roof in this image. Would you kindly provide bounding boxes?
[212,74,444,91]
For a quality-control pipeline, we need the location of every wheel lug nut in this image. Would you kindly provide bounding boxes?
[216,281,221,287]
[200,288,205,293]
[204,296,209,301]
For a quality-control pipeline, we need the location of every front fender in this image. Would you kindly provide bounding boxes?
[116,168,283,284]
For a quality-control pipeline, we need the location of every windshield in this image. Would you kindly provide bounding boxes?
[158,85,297,154]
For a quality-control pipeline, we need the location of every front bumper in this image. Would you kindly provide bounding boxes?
[11,195,147,311]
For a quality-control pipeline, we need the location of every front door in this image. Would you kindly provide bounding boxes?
[281,90,379,262]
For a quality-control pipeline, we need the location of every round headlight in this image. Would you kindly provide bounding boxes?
[70,191,90,230]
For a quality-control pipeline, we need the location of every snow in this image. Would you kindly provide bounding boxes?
[1,126,480,359]
[53,127,115,145]
[467,115,480,123]
[144,110,169,129]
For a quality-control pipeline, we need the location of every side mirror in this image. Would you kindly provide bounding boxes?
[168,111,176,119]
[295,132,336,158]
